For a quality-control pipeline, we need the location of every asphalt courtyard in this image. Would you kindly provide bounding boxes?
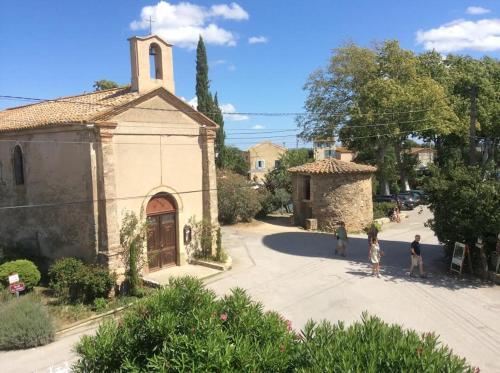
[206,208,500,372]
[1,208,498,372]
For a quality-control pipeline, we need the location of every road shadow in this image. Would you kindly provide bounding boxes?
[262,231,494,290]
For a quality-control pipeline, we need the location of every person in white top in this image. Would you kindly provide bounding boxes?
[369,237,383,277]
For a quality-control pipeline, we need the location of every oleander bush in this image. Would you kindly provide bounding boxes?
[0,259,41,291]
[0,295,54,350]
[49,258,116,304]
[74,277,474,372]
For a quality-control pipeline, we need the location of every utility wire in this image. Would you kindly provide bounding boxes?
[0,94,449,117]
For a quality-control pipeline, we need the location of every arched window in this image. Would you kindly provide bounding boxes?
[149,43,163,80]
[13,145,24,185]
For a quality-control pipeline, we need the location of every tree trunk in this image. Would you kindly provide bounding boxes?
[394,140,409,192]
[376,145,390,195]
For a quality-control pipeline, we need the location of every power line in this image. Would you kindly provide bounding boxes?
[0,94,449,118]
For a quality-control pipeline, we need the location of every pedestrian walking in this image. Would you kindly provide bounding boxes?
[335,221,348,257]
[367,223,379,247]
[369,237,383,277]
[409,234,426,277]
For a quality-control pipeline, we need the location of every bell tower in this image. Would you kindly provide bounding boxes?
[128,35,175,94]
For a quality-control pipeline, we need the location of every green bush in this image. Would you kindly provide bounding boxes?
[0,296,54,350]
[49,259,115,304]
[218,170,262,224]
[373,201,396,219]
[92,298,108,313]
[0,260,41,291]
[48,258,84,300]
[298,314,472,372]
[74,277,473,372]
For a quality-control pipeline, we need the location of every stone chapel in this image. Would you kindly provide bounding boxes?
[0,35,219,277]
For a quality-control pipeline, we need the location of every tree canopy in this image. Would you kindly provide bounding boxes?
[93,80,120,91]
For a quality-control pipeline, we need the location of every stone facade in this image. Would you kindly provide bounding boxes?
[0,35,219,278]
[290,158,375,233]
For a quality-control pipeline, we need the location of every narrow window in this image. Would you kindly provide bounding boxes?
[149,43,163,80]
[304,176,311,200]
[256,160,265,170]
[274,160,281,168]
[13,145,24,185]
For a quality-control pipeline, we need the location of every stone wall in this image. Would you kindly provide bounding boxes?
[311,173,373,232]
[292,173,373,232]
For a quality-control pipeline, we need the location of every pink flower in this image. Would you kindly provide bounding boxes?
[473,367,480,373]
[286,319,292,331]
[220,313,228,322]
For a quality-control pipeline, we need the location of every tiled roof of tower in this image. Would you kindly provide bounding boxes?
[288,158,376,175]
[0,86,218,133]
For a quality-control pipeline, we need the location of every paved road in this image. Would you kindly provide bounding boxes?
[1,208,498,372]
[206,208,500,372]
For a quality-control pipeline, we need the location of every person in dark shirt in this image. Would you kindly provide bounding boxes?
[409,234,425,277]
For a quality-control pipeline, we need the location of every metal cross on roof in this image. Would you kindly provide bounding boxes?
[148,15,155,35]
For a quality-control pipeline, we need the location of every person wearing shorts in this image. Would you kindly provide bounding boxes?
[410,234,425,277]
[335,221,348,257]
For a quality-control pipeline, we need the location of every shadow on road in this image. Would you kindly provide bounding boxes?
[262,232,493,290]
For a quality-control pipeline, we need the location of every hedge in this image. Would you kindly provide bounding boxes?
[0,259,41,291]
[74,277,474,372]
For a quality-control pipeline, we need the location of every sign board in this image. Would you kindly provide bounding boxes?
[450,242,466,274]
[8,273,19,284]
[9,282,25,293]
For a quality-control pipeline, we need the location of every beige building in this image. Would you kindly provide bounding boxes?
[245,141,286,182]
[0,35,218,277]
[289,158,376,232]
[409,147,435,169]
[313,138,355,162]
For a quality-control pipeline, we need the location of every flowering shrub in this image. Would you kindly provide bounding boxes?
[74,277,474,372]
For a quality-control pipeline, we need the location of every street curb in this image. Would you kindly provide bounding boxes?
[55,302,134,336]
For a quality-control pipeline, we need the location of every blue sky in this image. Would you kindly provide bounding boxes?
[1,1,499,149]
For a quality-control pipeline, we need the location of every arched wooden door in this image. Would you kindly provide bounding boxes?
[146,194,177,271]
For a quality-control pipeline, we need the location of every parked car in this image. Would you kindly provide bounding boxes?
[395,193,416,210]
[410,189,429,204]
[373,194,414,210]
[399,191,424,205]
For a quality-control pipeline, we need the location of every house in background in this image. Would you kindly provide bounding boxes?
[0,35,218,278]
[244,141,286,182]
[313,138,355,162]
[409,147,435,169]
[289,158,376,232]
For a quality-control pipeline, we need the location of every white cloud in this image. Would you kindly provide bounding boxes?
[130,1,249,49]
[252,124,265,129]
[227,64,236,72]
[416,18,500,53]
[466,6,491,15]
[209,3,249,20]
[219,103,249,121]
[210,59,227,67]
[248,36,268,44]
[185,97,248,121]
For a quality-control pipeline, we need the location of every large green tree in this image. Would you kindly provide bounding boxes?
[298,41,457,194]
[93,80,119,91]
[213,93,226,168]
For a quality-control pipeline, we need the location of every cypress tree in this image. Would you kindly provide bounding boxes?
[196,36,211,115]
[213,93,226,168]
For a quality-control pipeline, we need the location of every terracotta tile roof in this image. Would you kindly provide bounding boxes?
[0,87,140,132]
[0,86,218,133]
[409,147,436,154]
[288,158,376,175]
[334,146,353,154]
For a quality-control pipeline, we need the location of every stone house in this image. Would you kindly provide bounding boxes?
[0,35,218,277]
[244,141,286,182]
[313,138,355,162]
[409,147,435,169]
[289,158,376,232]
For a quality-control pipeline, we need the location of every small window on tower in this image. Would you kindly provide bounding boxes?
[149,43,163,80]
